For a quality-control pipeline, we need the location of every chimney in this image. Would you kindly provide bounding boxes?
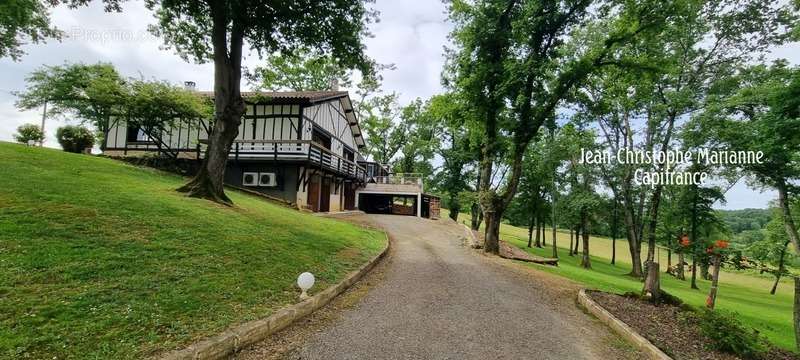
[183,81,197,91]
[328,78,339,91]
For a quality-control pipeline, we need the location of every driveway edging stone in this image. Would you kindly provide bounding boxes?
[577,289,672,360]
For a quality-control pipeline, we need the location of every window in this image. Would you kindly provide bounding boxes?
[311,128,331,150]
[126,126,152,143]
[343,148,354,162]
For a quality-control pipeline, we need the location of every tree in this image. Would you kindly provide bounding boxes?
[747,207,797,295]
[692,62,800,347]
[248,49,355,92]
[360,93,408,164]
[16,63,209,155]
[13,123,45,144]
[394,98,438,182]
[55,125,94,153]
[447,0,676,254]
[122,79,212,158]
[426,93,475,221]
[127,0,377,204]
[578,0,795,277]
[0,0,61,61]
[16,63,126,147]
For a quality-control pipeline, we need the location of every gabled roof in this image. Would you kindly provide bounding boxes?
[197,90,349,104]
[197,90,365,148]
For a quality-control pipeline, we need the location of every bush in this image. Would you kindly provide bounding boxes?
[56,125,95,153]
[692,309,767,359]
[13,123,45,144]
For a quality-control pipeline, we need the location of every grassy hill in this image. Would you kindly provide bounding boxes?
[454,211,796,352]
[0,142,386,359]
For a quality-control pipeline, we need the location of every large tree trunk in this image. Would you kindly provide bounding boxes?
[642,261,660,302]
[178,13,245,205]
[623,203,643,277]
[535,218,542,247]
[677,252,685,280]
[483,210,501,254]
[574,226,580,255]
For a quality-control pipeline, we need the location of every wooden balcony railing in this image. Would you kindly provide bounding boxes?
[198,139,366,180]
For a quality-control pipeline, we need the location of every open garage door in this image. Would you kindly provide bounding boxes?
[359,193,417,216]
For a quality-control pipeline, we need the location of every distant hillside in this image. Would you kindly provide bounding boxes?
[717,208,771,234]
[0,142,385,359]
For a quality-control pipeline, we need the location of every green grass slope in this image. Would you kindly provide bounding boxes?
[0,142,386,359]
[454,211,796,351]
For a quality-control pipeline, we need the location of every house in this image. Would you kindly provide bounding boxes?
[102,89,439,218]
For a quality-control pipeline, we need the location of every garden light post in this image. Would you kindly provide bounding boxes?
[297,272,315,300]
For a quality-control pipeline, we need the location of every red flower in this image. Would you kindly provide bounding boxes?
[706,296,713,308]
[715,240,729,249]
[680,235,691,247]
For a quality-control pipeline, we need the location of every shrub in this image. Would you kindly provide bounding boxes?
[13,123,45,144]
[692,309,767,359]
[56,125,95,153]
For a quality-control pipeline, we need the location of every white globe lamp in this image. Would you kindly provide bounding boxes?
[297,272,315,300]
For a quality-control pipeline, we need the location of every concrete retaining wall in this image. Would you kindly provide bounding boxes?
[160,234,390,360]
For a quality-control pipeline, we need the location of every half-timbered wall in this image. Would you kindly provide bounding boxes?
[104,99,361,161]
[302,99,357,157]
[237,104,301,142]
[104,117,204,151]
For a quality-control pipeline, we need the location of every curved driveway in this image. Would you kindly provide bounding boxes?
[288,214,637,359]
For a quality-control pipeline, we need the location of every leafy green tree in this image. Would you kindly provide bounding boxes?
[56,125,95,153]
[691,62,800,346]
[122,79,212,158]
[747,207,798,295]
[578,0,795,276]
[248,49,354,92]
[0,0,61,61]
[15,63,126,147]
[426,93,475,222]
[13,123,45,144]
[360,93,408,164]
[447,0,678,254]
[16,63,210,155]
[394,98,438,181]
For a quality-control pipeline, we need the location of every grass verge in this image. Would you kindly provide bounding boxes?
[0,142,386,359]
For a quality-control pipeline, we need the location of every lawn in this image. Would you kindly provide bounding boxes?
[0,142,386,359]
[454,211,797,352]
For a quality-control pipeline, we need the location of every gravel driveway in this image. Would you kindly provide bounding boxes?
[249,214,639,360]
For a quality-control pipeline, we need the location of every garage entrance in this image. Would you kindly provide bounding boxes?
[358,193,418,216]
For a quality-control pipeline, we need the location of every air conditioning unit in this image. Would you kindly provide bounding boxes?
[242,172,258,186]
[259,172,277,187]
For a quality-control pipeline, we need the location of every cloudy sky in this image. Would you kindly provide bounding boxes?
[1,0,797,209]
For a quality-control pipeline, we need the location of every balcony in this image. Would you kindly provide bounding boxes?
[362,174,423,194]
[199,139,366,180]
